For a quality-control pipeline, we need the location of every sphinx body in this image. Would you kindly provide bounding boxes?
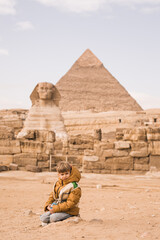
[17,82,68,140]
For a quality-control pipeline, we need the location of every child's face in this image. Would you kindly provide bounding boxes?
[58,171,71,181]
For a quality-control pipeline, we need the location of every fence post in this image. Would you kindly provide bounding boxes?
[49,154,52,172]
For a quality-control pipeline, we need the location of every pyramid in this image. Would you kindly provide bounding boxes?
[56,49,143,112]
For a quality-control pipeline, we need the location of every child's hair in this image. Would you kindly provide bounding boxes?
[57,161,72,173]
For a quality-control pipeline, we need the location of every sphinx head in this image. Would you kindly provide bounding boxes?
[30,82,61,106]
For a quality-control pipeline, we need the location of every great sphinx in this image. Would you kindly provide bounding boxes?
[17,82,68,140]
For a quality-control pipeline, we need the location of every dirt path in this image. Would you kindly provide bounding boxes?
[0,171,160,240]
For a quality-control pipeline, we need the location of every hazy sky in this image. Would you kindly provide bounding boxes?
[0,0,160,110]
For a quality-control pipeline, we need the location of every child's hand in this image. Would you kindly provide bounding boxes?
[47,205,54,213]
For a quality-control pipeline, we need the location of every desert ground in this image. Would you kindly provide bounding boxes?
[0,170,160,240]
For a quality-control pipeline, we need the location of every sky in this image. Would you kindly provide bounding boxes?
[0,0,160,110]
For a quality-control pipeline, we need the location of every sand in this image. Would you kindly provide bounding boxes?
[0,170,160,240]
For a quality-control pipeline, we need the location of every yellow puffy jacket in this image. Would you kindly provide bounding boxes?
[44,166,81,216]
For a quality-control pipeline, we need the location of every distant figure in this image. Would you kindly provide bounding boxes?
[17,82,68,140]
[40,161,81,226]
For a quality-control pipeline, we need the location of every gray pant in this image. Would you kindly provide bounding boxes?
[40,211,73,223]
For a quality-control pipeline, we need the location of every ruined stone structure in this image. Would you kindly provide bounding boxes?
[56,49,142,112]
[0,108,160,173]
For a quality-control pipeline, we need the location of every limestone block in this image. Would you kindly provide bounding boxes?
[3,120,23,129]
[101,149,114,158]
[113,150,129,157]
[105,157,133,164]
[0,155,13,165]
[53,141,63,150]
[134,163,149,171]
[83,161,103,170]
[35,130,55,142]
[83,155,99,162]
[20,141,53,154]
[68,156,82,165]
[26,165,41,172]
[69,135,94,145]
[147,128,160,141]
[13,153,37,167]
[115,128,125,140]
[104,157,133,170]
[67,149,84,155]
[150,155,160,169]
[124,128,147,141]
[99,142,114,150]
[114,141,131,150]
[131,142,148,151]
[9,163,18,170]
[149,141,160,155]
[17,130,35,140]
[51,156,66,164]
[0,126,14,139]
[134,157,149,164]
[84,149,95,156]
[0,140,21,154]
[37,154,49,161]
[130,150,149,157]
[38,161,49,168]
[70,143,94,150]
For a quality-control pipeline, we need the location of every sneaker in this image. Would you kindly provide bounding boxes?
[41,222,48,227]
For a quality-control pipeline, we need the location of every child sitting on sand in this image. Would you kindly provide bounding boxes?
[40,161,81,226]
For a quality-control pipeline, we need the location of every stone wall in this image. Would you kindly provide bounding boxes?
[0,109,160,174]
[82,127,160,174]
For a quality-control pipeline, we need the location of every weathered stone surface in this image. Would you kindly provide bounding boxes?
[94,129,102,141]
[104,157,133,170]
[35,130,55,142]
[147,128,160,141]
[149,141,160,155]
[70,143,93,150]
[9,163,18,170]
[116,128,125,140]
[124,128,147,141]
[26,165,41,172]
[84,149,95,156]
[134,163,149,171]
[113,150,129,157]
[38,161,49,168]
[20,141,53,154]
[13,153,37,167]
[150,155,160,169]
[130,142,149,157]
[83,161,103,170]
[0,140,21,154]
[83,156,99,162]
[0,165,9,171]
[0,126,14,139]
[134,157,149,164]
[99,142,114,150]
[37,153,49,161]
[0,155,13,165]
[68,156,83,165]
[54,140,63,150]
[101,149,114,158]
[130,150,149,157]
[131,142,147,151]
[114,141,130,149]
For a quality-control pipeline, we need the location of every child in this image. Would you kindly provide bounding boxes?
[40,161,81,226]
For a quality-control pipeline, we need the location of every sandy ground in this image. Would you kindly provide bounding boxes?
[0,171,160,240]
